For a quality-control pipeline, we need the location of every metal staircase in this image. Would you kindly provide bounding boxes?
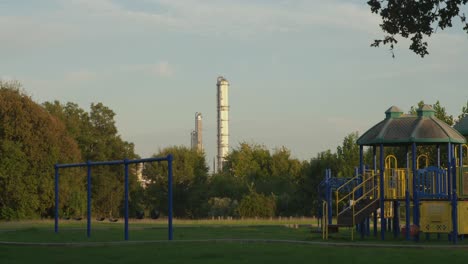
[330,171,380,239]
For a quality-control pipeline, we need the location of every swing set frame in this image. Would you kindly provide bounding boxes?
[54,155,174,241]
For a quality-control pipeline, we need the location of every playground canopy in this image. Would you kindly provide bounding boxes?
[357,105,466,146]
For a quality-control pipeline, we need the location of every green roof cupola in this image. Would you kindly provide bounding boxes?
[417,104,436,118]
[385,106,403,119]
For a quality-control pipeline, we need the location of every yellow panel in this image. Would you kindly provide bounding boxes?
[458,201,468,234]
[420,201,452,233]
[462,168,468,196]
[384,201,393,218]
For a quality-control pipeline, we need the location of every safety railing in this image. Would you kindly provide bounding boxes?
[455,144,468,167]
[335,175,360,217]
[384,168,409,199]
[352,173,380,218]
[415,166,448,199]
[337,173,379,219]
[347,173,379,241]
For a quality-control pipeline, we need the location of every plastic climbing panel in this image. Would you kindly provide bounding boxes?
[420,201,452,233]
[459,166,468,198]
[457,201,468,234]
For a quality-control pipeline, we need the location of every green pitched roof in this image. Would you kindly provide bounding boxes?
[454,115,468,136]
[357,105,466,145]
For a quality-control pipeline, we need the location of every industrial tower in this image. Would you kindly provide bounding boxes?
[217,76,229,172]
[191,112,203,152]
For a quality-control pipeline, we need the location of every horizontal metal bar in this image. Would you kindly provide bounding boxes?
[55,156,170,170]
[56,163,87,169]
[126,156,169,164]
[90,160,124,166]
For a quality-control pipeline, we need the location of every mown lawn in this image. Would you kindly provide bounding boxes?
[2,242,468,264]
[1,220,468,264]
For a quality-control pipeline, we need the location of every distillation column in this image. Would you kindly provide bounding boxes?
[217,76,229,172]
[191,112,203,153]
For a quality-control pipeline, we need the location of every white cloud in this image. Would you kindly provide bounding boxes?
[56,0,382,37]
[118,62,175,77]
[0,75,14,81]
[64,70,97,82]
[149,61,174,77]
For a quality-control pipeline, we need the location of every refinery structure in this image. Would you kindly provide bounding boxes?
[189,76,230,172]
[191,112,203,153]
[216,76,229,172]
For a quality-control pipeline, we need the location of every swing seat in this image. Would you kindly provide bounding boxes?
[96,217,105,221]
[136,210,144,219]
[73,217,82,221]
[150,209,160,219]
[109,218,118,222]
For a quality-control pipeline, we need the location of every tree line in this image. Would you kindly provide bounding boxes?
[0,81,467,220]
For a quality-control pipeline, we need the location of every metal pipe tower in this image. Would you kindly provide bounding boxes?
[191,112,203,153]
[217,76,229,172]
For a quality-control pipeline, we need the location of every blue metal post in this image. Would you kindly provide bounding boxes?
[87,161,91,238]
[168,154,174,241]
[124,159,129,241]
[405,146,410,241]
[393,201,399,238]
[380,144,385,240]
[54,165,59,234]
[437,145,441,167]
[412,142,419,241]
[452,145,458,244]
[327,169,332,225]
[359,145,365,238]
[373,146,377,237]
[414,142,419,241]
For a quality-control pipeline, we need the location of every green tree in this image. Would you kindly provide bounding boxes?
[222,143,304,216]
[458,100,468,120]
[409,100,454,125]
[0,81,83,219]
[44,100,138,218]
[336,132,360,177]
[368,0,468,57]
[144,146,209,218]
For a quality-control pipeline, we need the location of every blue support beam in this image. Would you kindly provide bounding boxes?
[124,159,129,241]
[452,144,458,244]
[168,154,174,241]
[380,144,385,240]
[87,161,91,238]
[405,146,410,241]
[393,201,400,238]
[54,165,59,234]
[412,142,419,242]
[373,146,377,237]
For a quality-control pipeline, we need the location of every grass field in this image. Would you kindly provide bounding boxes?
[1,219,468,264]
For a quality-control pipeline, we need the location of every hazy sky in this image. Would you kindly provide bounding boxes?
[1,0,467,167]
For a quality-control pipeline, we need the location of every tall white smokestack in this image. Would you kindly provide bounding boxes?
[195,112,203,152]
[217,76,229,172]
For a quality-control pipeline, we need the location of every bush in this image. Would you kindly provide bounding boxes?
[237,191,276,218]
[208,197,238,217]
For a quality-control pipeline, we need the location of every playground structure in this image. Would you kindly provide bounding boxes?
[320,105,468,243]
[54,155,174,241]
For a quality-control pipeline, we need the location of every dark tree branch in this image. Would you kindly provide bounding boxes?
[368,0,468,57]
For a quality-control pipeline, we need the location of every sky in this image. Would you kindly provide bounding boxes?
[1,0,467,168]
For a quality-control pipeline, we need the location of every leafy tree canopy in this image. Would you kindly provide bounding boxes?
[0,81,82,219]
[368,0,468,57]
